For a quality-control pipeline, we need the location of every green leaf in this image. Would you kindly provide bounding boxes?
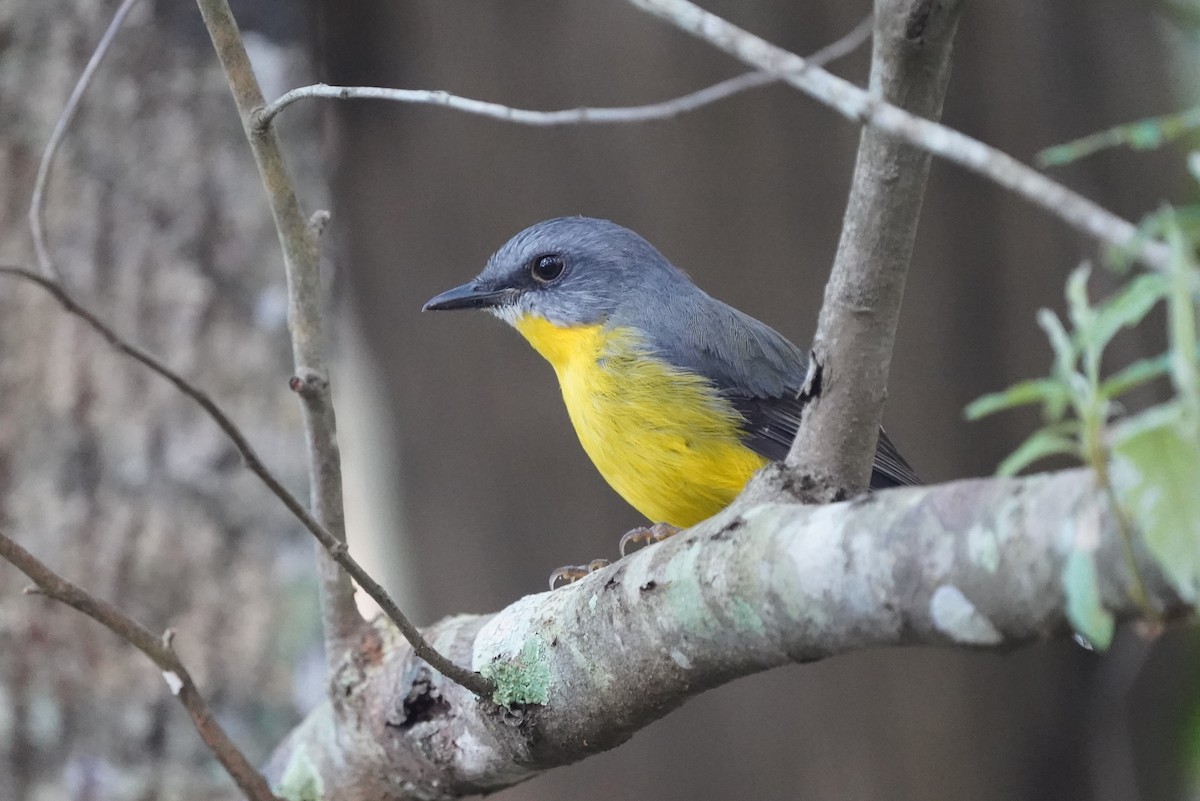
[1091,272,1169,349]
[1066,265,1095,336]
[1063,549,1115,650]
[1099,353,1172,400]
[1038,309,1077,382]
[996,424,1081,476]
[1112,407,1200,603]
[965,378,1066,420]
[1189,151,1200,184]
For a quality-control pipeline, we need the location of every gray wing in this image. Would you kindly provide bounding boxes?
[640,294,920,489]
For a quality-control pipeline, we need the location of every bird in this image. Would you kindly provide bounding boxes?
[424,217,918,572]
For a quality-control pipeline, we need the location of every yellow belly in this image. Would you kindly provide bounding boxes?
[513,315,767,527]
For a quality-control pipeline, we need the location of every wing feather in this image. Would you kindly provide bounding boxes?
[636,294,920,488]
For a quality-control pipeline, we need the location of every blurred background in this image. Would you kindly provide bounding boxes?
[1,0,1199,799]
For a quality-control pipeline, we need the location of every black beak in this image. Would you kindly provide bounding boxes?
[422,281,510,312]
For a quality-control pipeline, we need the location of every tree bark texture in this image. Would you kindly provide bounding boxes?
[0,2,321,798]
[262,469,1187,800]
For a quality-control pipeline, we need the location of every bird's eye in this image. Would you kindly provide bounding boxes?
[530,254,565,284]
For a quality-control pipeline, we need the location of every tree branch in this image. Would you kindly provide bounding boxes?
[252,15,872,130]
[193,0,492,695]
[0,530,279,801]
[263,469,1185,800]
[786,0,963,496]
[194,0,363,665]
[627,0,1171,273]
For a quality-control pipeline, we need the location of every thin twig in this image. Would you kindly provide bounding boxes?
[29,0,143,282]
[0,265,493,697]
[252,15,873,130]
[193,0,360,666]
[196,0,365,667]
[0,530,280,801]
[627,0,1172,273]
[1037,105,1200,167]
[197,0,493,696]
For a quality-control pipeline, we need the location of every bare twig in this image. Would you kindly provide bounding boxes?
[253,15,873,130]
[627,0,1172,273]
[0,530,280,801]
[257,1,1170,275]
[29,0,143,282]
[0,265,492,697]
[193,0,493,695]
[785,0,963,496]
[196,0,362,666]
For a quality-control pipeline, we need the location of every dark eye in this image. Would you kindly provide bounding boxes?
[530,254,565,284]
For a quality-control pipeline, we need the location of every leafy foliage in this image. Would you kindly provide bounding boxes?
[1109,213,1200,602]
[963,265,1172,477]
[966,169,1200,636]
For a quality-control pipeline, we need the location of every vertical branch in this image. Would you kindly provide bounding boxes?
[194,0,364,660]
[192,1,490,697]
[786,0,965,496]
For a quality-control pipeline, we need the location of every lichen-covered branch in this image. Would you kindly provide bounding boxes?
[787,0,963,496]
[263,469,1185,801]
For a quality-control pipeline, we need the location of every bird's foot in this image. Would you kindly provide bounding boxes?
[546,523,680,589]
[619,522,681,557]
[548,558,611,590]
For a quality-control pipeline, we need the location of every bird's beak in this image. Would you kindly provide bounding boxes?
[422,281,510,312]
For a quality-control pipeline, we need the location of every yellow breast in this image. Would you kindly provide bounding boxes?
[512,314,767,527]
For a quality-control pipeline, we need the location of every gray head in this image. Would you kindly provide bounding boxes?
[422,217,696,327]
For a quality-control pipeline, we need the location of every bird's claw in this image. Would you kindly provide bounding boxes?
[548,522,680,589]
[619,522,681,557]
[548,558,612,590]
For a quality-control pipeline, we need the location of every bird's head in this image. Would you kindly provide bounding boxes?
[423,217,684,329]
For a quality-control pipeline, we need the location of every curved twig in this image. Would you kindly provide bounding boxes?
[29,0,143,281]
[252,15,873,130]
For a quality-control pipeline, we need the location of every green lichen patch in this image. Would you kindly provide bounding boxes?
[277,745,324,801]
[730,597,766,636]
[481,636,551,708]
